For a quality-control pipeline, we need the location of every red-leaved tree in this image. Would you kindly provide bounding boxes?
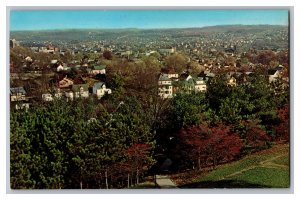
[274,106,289,142]
[125,143,154,185]
[242,120,271,149]
[177,123,243,170]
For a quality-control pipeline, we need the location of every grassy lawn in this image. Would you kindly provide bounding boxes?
[177,143,290,188]
[233,167,289,188]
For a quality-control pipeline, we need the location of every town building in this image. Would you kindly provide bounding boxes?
[92,82,112,99]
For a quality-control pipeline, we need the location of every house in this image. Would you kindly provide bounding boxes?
[42,91,62,101]
[194,77,207,92]
[72,84,89,98]
[56,64,64,72]
[25,56,33,62]
[172,72,195,93]
[92,82,112,99]
[54,91,63,99]
[226,73,237,87]
[158,74,173,99]
[227,76,237,87]
[174,76,195,93]
[166,72,179,81]
[59,77,74,88]
[15,103,30,111]
[10,87,26,102]
[268,67,282,83]
[57,64,71,72]
[64,91,74,101]
[158,71,208,98]
[90,65,106,75]
[158,47,176,56]
[10,87,29,110]
[42,93,53,101]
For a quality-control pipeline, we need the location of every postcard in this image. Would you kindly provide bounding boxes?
[9,8,290,190]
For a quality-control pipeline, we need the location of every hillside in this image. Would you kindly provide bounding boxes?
[172,143,289,188]
[10,25,288,43]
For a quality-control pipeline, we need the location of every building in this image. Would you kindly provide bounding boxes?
[194,77,207,92]
[268,66,283,83]
[89,65,106,75]
[42,93,54,101]
[42,90,62,101]
[72,84,89,98]
[10,87,29,110]
[59,77,74,88]
[158,74,173,99]
[158,47,176,56]
[175,73,195,93]
[92,82,112,99]
[158,71,208,98]
[227,76,237,87]
[10,87,26,102]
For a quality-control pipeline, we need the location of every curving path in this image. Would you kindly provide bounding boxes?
[155,175,178,188]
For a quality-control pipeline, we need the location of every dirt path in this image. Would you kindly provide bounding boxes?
[260,155,289,169]
[155,175,178,188]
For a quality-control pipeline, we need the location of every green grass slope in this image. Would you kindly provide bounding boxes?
[179,144,289,188]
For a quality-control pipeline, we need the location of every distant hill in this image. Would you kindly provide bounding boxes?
[10,25,288,46]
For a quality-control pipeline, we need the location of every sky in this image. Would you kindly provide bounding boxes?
[10,10,289,31]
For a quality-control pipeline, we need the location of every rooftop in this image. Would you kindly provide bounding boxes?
[10,87,26,95]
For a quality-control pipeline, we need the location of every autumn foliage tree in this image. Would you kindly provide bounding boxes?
[241,120,271,150]
[164,53,188,73]
[176,123,243,170]
[103,50,113,60]
[125,143,154,185]
[274,106,289,141]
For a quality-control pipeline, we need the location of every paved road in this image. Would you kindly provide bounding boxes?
[155,175,178,188]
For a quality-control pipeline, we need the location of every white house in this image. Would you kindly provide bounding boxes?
[268,67,282,83]
[42,93,54,101]
[93,82,112,99]
[57,64,64,72]
[25,56,33,62]
[194,77,207,92]
[90,65,106,75]
[158,47,176,56]
[15,102,30,111]
[42,91,62,101]
[166,73,179,81]
[65,91,74,101]
[158,74,173,99]
[10,87,26,102]
[227,76,237,87]
[10,87,30,110]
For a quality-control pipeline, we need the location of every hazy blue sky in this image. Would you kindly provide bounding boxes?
[10,10,289,31]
